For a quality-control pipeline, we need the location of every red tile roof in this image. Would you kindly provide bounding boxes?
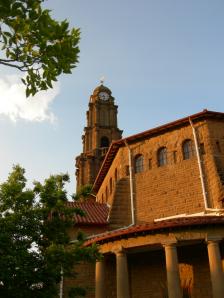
[92,110,224,193]
[67,201,109,225]
[84,216,224,246]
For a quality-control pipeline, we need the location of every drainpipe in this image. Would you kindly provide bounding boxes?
[189,118,209,209]
[124,140,135,225]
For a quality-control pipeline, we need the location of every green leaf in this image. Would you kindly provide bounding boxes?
[26,88,30,97]
[0,0,80,97]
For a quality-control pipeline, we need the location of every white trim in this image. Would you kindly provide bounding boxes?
[154,210,224,222]
[189,118,209,209]
[125,140,135,225]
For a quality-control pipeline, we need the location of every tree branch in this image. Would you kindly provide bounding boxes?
[0,60,27,71]
[0,58,17,63]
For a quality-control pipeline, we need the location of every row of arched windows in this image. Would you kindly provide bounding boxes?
[134,139,196,173]
[101,168,118,203]
[100,139,197,202]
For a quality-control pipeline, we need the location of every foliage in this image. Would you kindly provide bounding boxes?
[68,287,86,298]
[0,0,80,97]
[0,165,100,298]
[72,184,93,201]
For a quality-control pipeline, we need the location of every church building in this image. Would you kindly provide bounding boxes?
[67,84,224,298]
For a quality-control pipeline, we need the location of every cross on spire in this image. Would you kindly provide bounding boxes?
[100,76,105,85]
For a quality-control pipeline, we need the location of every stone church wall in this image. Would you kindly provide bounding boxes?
[97,119,224,225]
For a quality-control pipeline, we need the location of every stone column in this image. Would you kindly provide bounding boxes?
[207,238,224,298]
[116,250,130,298]
[95,259,106,298]
[222,258,224,273]
[164,243,182,298]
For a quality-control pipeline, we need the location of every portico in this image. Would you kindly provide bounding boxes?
[85,217,224,298]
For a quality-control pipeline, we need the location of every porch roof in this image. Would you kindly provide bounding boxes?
[84,216,224,245]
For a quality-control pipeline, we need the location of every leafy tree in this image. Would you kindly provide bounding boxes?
[73,184,93,201]
[0,0,80,97]
[0,165,100,298]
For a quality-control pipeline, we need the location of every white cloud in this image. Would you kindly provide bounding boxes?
[0,74,59,122]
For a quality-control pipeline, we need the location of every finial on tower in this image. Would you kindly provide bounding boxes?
[100,76,105,85]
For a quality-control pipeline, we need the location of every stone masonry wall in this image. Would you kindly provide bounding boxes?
[205,119,224,207]
[97,119,224,225]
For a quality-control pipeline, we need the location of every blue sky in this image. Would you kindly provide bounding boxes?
[0,0,224,196]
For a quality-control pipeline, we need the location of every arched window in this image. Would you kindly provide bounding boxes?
[100,136,109,148]
[134,154,144,173]
[182,139,194,160]
[157,147,167,167]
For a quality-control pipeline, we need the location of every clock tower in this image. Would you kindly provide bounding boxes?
[75,84,123,190]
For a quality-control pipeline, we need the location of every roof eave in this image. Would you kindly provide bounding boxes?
[84,216,224,246]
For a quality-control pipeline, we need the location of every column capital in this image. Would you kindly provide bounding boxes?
[111,246,127,256]
[96,257,104,263]
[162,240,178,247]
[206,236,223,243]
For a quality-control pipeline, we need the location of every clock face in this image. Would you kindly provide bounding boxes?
[99,92,109,101]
